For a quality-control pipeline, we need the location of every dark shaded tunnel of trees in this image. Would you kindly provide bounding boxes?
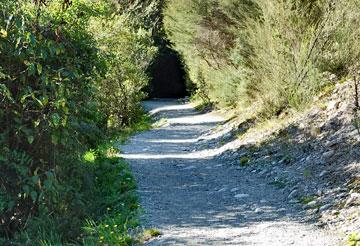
[147,47,188,98]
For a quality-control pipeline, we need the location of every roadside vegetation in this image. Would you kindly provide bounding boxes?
[0,0,158,244]
[164,0,360,118]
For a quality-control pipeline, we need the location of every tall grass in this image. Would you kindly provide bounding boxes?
[164,0,360,117]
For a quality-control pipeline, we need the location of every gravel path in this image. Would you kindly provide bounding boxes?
[120,99,339,246]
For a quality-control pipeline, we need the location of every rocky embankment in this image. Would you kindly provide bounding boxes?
[215,78,360,240]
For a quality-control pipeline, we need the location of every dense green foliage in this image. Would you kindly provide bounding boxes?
[0,0,157,244]
[164,0,360,116]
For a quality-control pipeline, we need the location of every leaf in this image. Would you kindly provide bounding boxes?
[55,47,62,55]
[34,119,41,127]
[41,49,48,59]
[7,200,15,210]
[27,135,34,144]
[45,171,54,179]
[15,37,21,48]
[30,191,37,202]
[37,64,42,75]
[29,33,36,46]
[32,95,43,107]
[41,73,49,84]
[31,175,39,184]
[51,134,59,145]
[41,96,49,106]
[0,29,7,38]
[44,179,52,190]
[23,185,30,194]
[0,71,7,79]
[20,95,27,104]
[51,113,61,126]
[28,63,36,76]
[0,84,13,101]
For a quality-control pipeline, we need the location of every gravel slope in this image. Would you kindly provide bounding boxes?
[120,99,339,246]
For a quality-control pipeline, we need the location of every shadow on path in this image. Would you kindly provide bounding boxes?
[119,99,338,246]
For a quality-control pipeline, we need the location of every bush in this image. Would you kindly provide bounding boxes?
[90,9,157,126]
[1,0,105,237]
[164,0,360,116]
[0,0,157,243]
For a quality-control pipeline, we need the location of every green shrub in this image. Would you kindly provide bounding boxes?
[90,3,157,127]
[164,0,360,116]
[0,0,157,243]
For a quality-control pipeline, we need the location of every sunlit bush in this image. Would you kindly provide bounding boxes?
[164,0,360,116]
[0,0,157,243]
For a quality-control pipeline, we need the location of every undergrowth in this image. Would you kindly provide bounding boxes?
[1,139,140,245]
[118,113,153,144]
[0,0,158,244]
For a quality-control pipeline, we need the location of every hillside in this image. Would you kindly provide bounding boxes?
[215,77,360,241]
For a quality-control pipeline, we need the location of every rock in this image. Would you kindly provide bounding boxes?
[350,192,360,198]
[319,170,328,177]
[310,127,321,137]
[288,189,299,199]
[234,194,250,199]
[318,159,327,165]
[308,208,319,215]
[254,208,262,213]
[336,193,347,199]
[325,139,340,147]
[327,100,340,111]
[345,197,356,207]
[322,150,335,159]
[258,169,267,175]
[289,199,299,204]
[315,221,326,228]
[230,188,240,192]
[319,204,332,212]
[308,201,318,207]
[183,165,196,170]
[331,210,340,216]
[304,200,318,209]
[329,74,338,82]
[345,193,360,207]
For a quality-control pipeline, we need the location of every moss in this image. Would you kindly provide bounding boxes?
[300,195,317,205]
[140,228,162,242]
[239,156,250,166]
